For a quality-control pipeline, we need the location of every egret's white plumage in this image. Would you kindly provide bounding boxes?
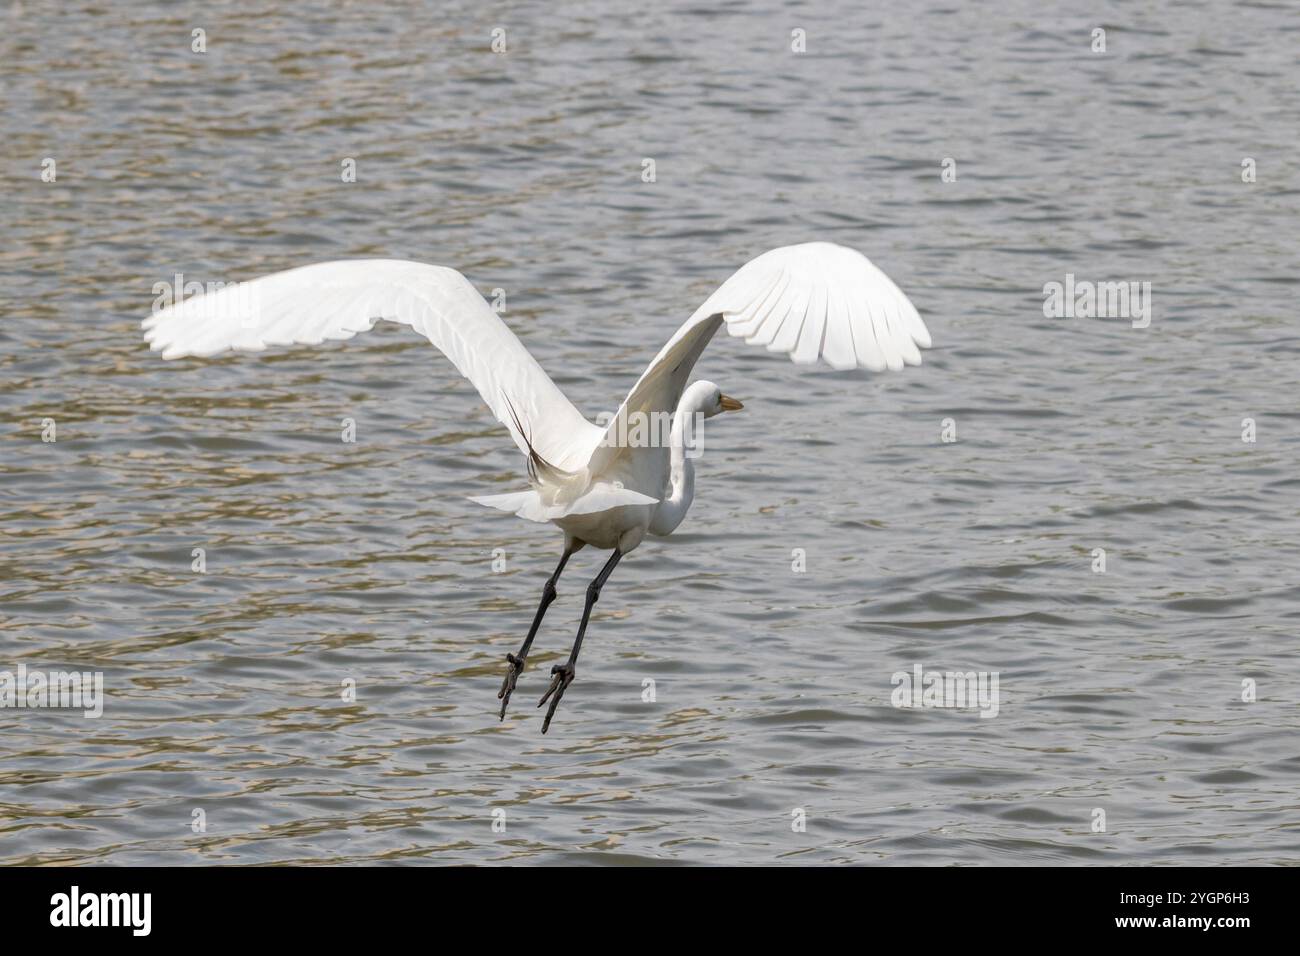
[144,258,604,472]
[143,241,931,730]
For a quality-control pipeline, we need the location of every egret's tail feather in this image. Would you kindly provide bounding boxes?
[469,484,658,523]
[467,490,549,522]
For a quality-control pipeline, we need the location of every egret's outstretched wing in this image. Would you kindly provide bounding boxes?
[591,242,931,471]
[142,259,603,472]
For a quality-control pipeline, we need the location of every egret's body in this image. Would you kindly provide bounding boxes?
[143,241,931,731]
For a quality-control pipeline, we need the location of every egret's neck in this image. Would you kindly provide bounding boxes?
[649,395,704,536]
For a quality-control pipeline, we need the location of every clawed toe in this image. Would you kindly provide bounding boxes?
[497,652,526,720]
[537,663,576,734]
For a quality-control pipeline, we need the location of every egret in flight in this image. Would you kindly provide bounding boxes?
[143,242,931,731]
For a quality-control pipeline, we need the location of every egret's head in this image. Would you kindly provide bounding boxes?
[690,380,744,419]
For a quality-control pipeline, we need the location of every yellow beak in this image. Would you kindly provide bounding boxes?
[720,394,744,412]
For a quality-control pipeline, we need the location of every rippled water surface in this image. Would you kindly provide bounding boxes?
[3,0,1299,865]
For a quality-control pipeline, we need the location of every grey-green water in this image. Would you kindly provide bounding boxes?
[2,0,1299,864]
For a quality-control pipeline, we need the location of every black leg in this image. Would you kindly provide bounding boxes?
[538,549,623,733]
[498,545,575,720]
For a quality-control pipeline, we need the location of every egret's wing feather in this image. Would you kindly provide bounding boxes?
[588,242,930,473]
[716,241,931,364]
[142,259,603,471]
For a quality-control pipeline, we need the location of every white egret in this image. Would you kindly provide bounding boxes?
[143,242,931,731]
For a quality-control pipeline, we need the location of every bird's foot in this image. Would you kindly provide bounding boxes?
[497,652,527,720]
[537,662,576,734]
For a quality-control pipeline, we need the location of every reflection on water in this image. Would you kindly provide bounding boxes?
[2,1,1299,864]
